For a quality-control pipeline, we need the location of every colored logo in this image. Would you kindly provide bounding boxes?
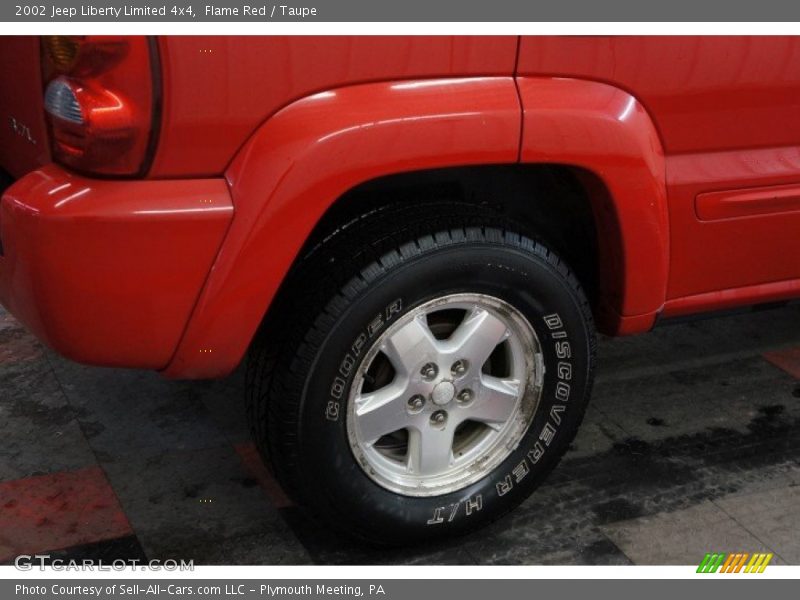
[697,552,773,573]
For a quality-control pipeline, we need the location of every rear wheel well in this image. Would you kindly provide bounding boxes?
[288,164,608,327]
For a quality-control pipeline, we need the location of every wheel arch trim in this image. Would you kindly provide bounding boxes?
[163,76,522,378]
[163,76,669,378]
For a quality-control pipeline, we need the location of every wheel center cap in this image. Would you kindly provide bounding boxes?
[431,380,456,406]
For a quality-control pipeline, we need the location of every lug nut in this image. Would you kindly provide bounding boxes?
[430,410,447,427]
[451,359,468,376]
[421,363,438,380]
[457,389,473,404]
[407,395,426,412]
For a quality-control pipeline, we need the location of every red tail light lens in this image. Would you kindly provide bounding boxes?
[41,36,159,177]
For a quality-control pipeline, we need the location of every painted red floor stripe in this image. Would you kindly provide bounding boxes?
[234,442,294,509]
[0,466,132,562]
[764,347,800,380]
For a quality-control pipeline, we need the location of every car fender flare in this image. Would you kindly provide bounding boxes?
[164,77,522,378]
[165,76,669,378]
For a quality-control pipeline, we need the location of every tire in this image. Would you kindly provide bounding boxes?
[247,222,595,545]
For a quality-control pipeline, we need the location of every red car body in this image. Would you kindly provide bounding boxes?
[1,36,800,377]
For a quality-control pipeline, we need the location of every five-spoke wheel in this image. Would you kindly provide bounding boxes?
[348,293,544,496]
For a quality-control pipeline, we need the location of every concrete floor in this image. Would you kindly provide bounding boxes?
[1,303,799,565]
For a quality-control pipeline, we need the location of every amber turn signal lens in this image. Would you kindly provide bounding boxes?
[43,36,82,72]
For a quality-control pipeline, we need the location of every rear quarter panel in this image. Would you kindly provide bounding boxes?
[150,36,518,177]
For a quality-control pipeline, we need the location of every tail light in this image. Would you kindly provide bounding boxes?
[41,36,160,177]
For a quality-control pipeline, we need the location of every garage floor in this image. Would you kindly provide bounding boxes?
[2,303,800,566]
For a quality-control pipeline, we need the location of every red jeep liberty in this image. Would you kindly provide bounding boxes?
[1,36,799,543]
